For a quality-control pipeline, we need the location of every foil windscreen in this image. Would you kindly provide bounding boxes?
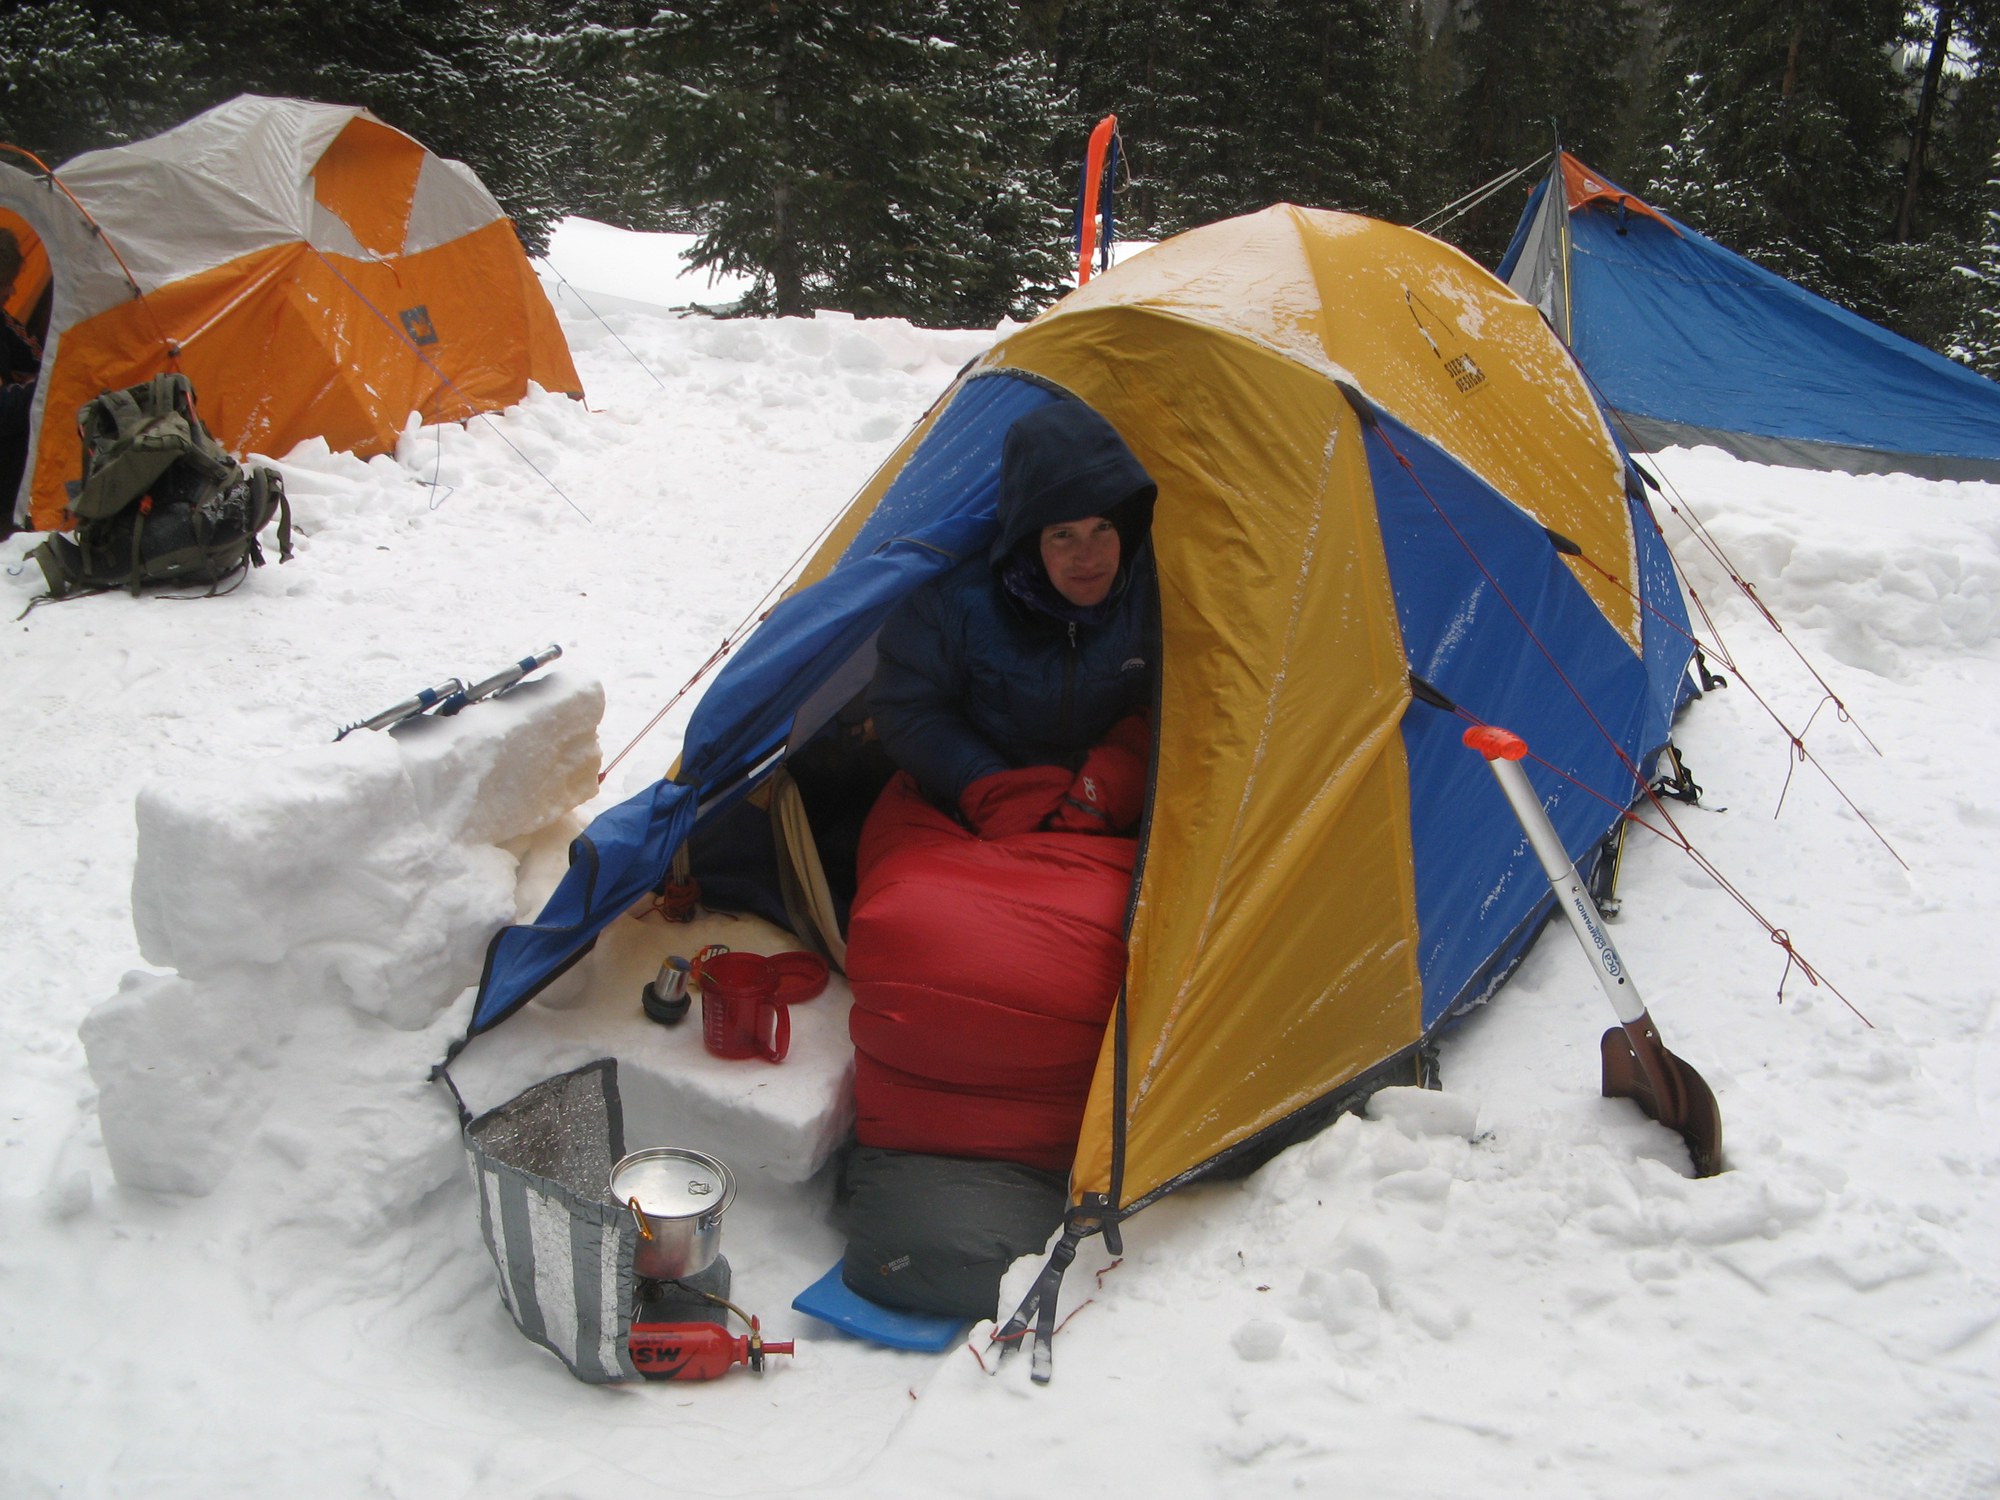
[466,1059,624,1202]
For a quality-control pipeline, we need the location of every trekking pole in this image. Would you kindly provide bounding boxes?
[333,679,465,741]
[438,644,562,716]
[1463,724,1724,1176]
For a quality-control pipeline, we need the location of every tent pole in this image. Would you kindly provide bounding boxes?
[1550,129,1574,348]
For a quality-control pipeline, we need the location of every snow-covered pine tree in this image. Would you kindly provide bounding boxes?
[232,0,578,252]
[1052,0,1405,236]
[1867,1,2000,354]
[1401,0,1469,228]
[1888,0,2000,243]
[603,0,1064,324]
[1648,0,1906,319]
[535,0,677,232]
[1954,158,2000,373]
[1229,0,1408,222]
[0,0,201,161]
[0,0,580,253]
[823,0,1068,324]
[1445,0,1645,261]
[1045,0,1221,235]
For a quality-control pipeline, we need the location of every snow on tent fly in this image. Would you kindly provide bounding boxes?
[0,94,582,534]
[463,203,1701,1379]
[1499,151,2000,483]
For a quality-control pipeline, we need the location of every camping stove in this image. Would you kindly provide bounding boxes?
[628,1257,794,1381]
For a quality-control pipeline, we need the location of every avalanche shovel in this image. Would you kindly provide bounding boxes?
[1464,725,1724,1177]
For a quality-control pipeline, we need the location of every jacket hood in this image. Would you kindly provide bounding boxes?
[989,400,1157,567]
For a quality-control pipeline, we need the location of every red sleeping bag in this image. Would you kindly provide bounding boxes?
[844,771,1137,1173]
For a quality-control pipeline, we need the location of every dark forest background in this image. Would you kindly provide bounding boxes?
[4,1,1997,371]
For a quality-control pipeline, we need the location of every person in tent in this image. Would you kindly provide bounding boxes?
[0,228,43,529]
[868,399,1158,835]
[833,400,1160,1319]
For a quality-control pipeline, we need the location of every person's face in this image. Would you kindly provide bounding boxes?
[1039,515,1121,607]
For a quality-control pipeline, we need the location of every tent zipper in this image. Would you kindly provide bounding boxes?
[1060,621,1077,742]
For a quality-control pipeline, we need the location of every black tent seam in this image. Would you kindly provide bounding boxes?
[1106,563,1164,1213]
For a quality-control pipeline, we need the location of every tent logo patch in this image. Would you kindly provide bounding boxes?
[1405,288,1489,397]
[1443,353,1486,393]
[400,305,440,346]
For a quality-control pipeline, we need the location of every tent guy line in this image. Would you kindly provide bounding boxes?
[1409,151,1553,238]
[595,502,840,786]
[1592,372,1885,758]
[1552,478,1907,872]
[1445,691,1871,1027]
[1627,478,1909,869]
[1643,460,1886,756]
[536,256,674,392]
[596,408,935,785]
[1366,404,1647,793]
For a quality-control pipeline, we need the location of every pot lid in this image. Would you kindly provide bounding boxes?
[609,1148,735,1220]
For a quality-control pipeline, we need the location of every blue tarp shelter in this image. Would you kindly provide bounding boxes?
[1500,153,2000,482]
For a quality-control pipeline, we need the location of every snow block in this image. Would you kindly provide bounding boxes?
[130,735,513,1025]
[448,909,854,1186]
[393,673,603,847]
[79,969,286,1196]
[86,673,605,1194]
[130,675,602,1028]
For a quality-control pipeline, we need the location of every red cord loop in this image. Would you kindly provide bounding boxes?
[650,876,701,922]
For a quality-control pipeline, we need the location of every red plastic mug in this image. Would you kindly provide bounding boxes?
[697,951,790,1063]
[691,950,829,1063]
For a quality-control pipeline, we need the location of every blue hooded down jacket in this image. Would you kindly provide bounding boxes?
[869,399,1159,807]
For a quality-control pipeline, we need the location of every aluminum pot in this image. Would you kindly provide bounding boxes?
[608,1148,736,1281]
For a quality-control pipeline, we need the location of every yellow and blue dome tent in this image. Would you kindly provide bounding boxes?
[466,204,1697,1360]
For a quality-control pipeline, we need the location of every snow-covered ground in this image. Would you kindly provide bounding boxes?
[2,221,1995,1499]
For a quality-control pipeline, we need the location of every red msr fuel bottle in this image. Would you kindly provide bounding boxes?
[627,1318,794,1381]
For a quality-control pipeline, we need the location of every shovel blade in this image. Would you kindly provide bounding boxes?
[1601,1024,1725,1178]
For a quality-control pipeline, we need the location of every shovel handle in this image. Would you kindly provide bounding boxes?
[1465,726,1724,1176]
[1465,727,1646,1026]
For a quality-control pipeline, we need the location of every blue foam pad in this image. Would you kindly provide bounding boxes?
[791,1262,968,1353]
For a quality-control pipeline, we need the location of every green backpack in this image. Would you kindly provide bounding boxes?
[31,372,292,600]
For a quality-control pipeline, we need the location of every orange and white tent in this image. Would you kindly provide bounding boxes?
[1,94,582,533]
